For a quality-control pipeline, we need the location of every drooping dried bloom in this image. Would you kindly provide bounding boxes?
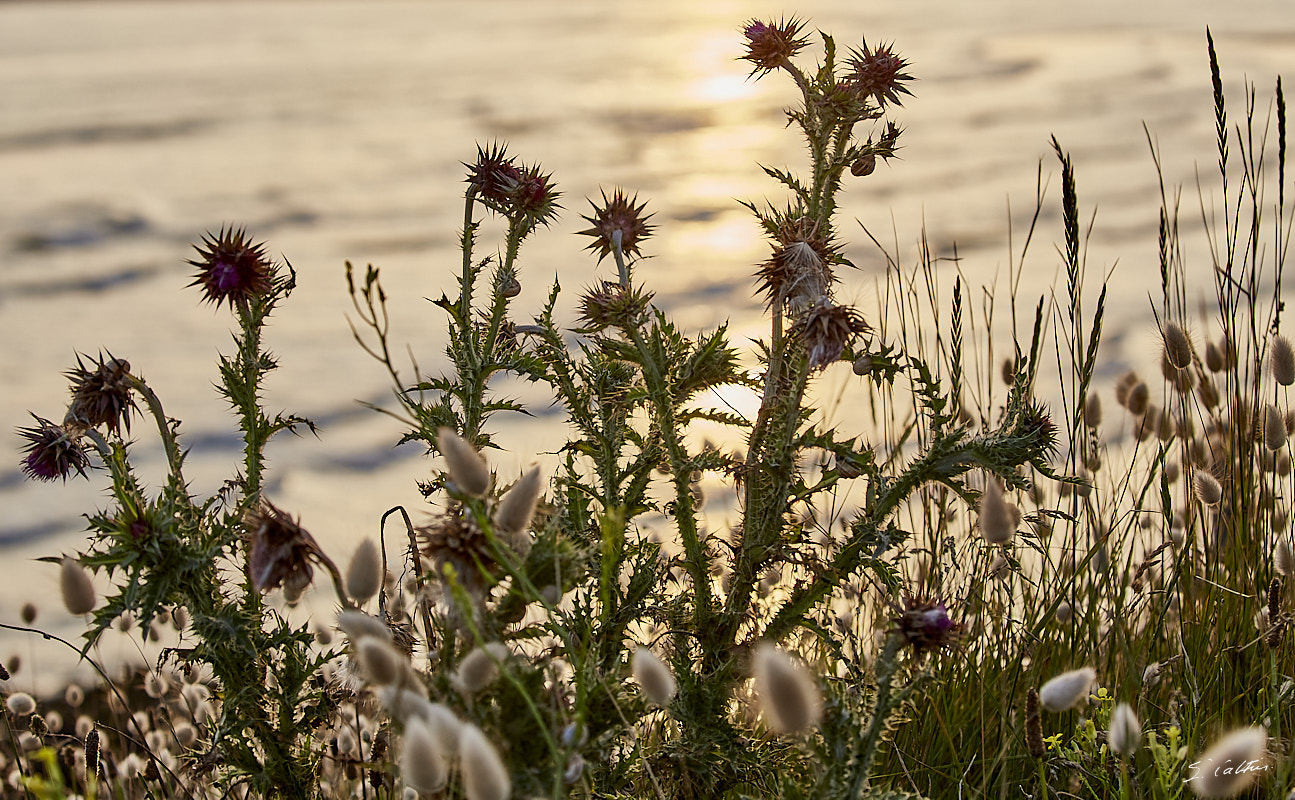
[64,352,136,435]
[458,722,511,800]
[243,500,325,595]
[577,281,654,332]
[1024,688,1044,758]
[740,17,810,76]
[1273,336,1295,386]
[437,428,491,498]
[795,298,869,371]
[1195,471,1223,506]
[1108,703,1141,758]
[891,597,961,657]
[494,466,543,539]
[755,216,838,311]
[1164,322,1194,370]
[1190,726,1267,797]
[979,477,1015,545]
[454,643,510,697]
[1039,667,1095,712]
[61,557,96,615]
[1265,404,1288,452]
[18,416,90,482]
[752,642,822,733]
[6,693,35,716]
[632,648,677,707]
[346,538,383,605]
[187,226,274,309]
[578,189,654,263]
[402,717,449,793]
[846,39,914,108]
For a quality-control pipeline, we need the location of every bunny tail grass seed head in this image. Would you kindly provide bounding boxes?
[1039,667,1095,712]
[401,717,448,793]
[1191,726,1267,797]
[345,538,382,605]
[1273,336,1295,386]
[60,556,96,615]
[1164,321,1194,370]
[1195,471,1223,506]
[437,427,490,497]
[1108,703,1141,758]
[1265,404,1288,451]
[454,643,510,697]
[458,722,511,800]
[632,648,676,706]
[494,466,543,537]
[337,609,393,644]
[978,476,1015,544]
[1277,539,1295,576]
[357,637,405,687]
[5,693,35,717]
[752,642,822,733]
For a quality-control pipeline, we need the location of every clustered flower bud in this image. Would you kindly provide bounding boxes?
[64,352,136,435]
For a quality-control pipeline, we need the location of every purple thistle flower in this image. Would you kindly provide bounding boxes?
[17,416,90,482]
[187,226,274,309]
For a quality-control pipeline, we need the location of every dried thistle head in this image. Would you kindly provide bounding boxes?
[577,281,653,332]
[755,216,839,310]
[578,188,654,263]
[64,352,135,435]
[845,39,915,108]
[740,17,810,77]
[890,596,961,658]
[18,416,90,482]
[419,505,498,603]
[187,226,274,309]
[794,298,869,371]
[243,500,325,595]
[464,141,520,204]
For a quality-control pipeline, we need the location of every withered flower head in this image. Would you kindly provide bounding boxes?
[578,189,654,263]
[244,500,325,595]
[64,352,135,435]
[187,226,274,309]
[846,40,914,108]
[418,504,498,602]
[794,298,869,371]
[578,281,654,332]
[755,216,838,310]
[891,596,961,658]
[464,141,520,204]
[18,415,90,482]
[740,17,810,77]
[505,163,561,228]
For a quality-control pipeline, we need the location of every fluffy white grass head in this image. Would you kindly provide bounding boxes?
[1195,471,1223,507]
[631,648,676,706]
[1163,322,1194,370]
[1108,703,1140,758]
[978,477,1015,545]
[458,722,511,800]
[61,557,96,616]
[1039,667,1095,712]
[5,693,35,716]
[1272,336,1295,386]
[337,610,393,644]
[494,466,543,538]
[357,637,405,687]
[402,716,448,793]
[454,643,510,697]
[437,427,491,497]
[1191,726,1267,797]
[752,642,822,733]
[346,538,383,605]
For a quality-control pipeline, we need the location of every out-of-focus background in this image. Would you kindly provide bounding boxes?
[1,0,1290,692]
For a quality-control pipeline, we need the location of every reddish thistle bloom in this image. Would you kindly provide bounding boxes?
[64,352,136,435]
[795,298,869,371]
[846,40,914,108]
[578,189,654,263]
[187,227,274,309]
[18,416,90,482]
[505,163,561,228]
[891,596,961,658]
[465,142,521,204]
[244,500,326,595]
[740,17,810,77]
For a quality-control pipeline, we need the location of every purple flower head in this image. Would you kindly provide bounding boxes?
[846,40,914,108]
[187,227,274,309]
[740,17,810,77]
[18,416,90,482]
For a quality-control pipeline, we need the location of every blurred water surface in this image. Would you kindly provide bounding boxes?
[0,0,1291,690]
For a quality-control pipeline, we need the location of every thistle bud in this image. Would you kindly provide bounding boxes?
[437,428,490,497]
[631,648,677,707]
[752,642,822,733]
[61,557,96,615]
[1039,667,1095,712]
[458,722,511,800]
[346,538,383,605]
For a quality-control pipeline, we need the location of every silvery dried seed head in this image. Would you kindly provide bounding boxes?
[494,466,543,539]
[454,643,510,697]
[1108,703,1140,758]
[60,557,96,616]
[631,648,677,707]
[752,642,822,733]
[1190,726,1267,797]
[357,637,405,687]
[1164,322,1194,370]
[1273,336,1295,387]
[458,722,511,800]
[979,477,1015,545]
[1039,667,1095,712]
[437,428,491,497]
[345,538,383,605]
[337,610,393,645]
[1195,471,1223,506]
[402,717,448,793]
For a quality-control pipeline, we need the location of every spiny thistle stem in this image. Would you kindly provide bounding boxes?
[126,375,186,487]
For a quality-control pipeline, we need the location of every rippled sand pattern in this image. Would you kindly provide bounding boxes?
[0,0,1289,689]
